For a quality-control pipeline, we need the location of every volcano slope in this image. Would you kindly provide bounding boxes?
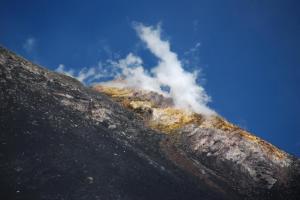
[0,46,299,199]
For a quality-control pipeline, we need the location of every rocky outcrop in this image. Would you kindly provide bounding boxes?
[93,83,300,199]
[0,46,299,200]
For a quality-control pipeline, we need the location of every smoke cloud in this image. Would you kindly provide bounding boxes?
[56,62,119,84]
[103,23,214,115]
[56,23,215,115]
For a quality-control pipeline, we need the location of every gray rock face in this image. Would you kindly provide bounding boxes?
[0,46,299,200]
[176,125,300,198]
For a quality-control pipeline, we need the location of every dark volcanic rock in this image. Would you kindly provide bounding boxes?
[0,46,299,200]
[0,47,226,199]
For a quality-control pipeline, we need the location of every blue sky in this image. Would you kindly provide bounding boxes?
[1,0,299,156]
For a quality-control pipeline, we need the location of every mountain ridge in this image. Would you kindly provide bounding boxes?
[92,85,290,161]
[92,84,298,197]
[0,46,299,199]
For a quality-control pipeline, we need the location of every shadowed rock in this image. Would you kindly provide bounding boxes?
[0,46,299,200]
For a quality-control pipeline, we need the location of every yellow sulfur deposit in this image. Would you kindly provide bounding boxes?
[149,107,203,133]
[93,85,204,133]
[93,85,134,98]
[92,85,288,160]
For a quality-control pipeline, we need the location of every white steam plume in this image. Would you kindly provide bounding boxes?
[56,23,215,115]
[104,23,214,115]
[55,62,119,84]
